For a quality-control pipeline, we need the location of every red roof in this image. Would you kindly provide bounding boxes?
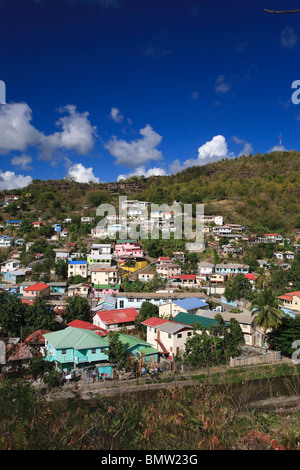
[67,319,108,335]
[6,343,33,361]
[264,233,280,236]
[95,308,138,325]
[141,317,170,327]
[25,329,51,344]
[245,274,255,280]
[23,282,49,292]
[278,291,300,300]
[158,257,170,261]
[181,274,196,280]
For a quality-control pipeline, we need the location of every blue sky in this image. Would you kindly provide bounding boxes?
[0,0,300,189]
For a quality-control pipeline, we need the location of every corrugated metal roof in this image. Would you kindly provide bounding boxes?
[44,327,109,349]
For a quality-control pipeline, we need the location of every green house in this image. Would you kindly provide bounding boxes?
[117,333,159,363]
[43,327,110,371]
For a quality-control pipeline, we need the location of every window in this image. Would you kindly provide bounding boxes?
[119,300,124,308]
[187,332,192,337]
[92,349,96,354]
[62,349,66,355]
[177,333,182,338]
[168,333,171,339]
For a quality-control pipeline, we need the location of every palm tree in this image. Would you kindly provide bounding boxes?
[254,268,270,290]
[251,287,283,346]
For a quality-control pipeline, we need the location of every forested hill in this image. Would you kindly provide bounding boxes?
[1,150,300,234]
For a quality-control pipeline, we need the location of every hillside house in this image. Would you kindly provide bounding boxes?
[198,262,215,275]
[2,269,28,284]
[93,307,138,332]
[156,263,181,279]
[91,267,119,287]
[90,244,112,256]
[22,282,50,298]
[278,291,300,312]
[138,269,156,283]
[42,327,110,371]
[67,283,91,298]
[68,260,87,279]
[210,273,228,284]
[0,259,20,273]
[6,220,22,229]
[215,263,250,275]
[141,317,194,360]
[159,297,209,318]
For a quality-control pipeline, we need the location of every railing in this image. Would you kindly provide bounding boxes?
[229,350,281,367]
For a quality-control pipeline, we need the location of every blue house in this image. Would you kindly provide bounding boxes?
[43,327,110,372]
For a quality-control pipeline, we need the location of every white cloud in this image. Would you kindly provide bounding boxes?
[0,103,97,162]
[109,107,124,123]
[169,135,233,174]
[232,135,253,156]
[40,105,97,160]
[0,170,32,191]
[117,165,166,181]
[281,26,297,49]
[198,135,229,160]
[66,163,100,183]
[10,154,33,170]
[0,102,41,154]
[104,124,163,168]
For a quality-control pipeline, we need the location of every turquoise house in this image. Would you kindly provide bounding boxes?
[43,327,110,371]
[117,333,159,364]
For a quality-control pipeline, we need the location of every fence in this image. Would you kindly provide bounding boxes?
[230,350,281,367]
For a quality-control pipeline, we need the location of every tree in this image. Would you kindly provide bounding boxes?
[54,259,68,280]
[225,318,245,357]
[134,302,159,333]
[25,295,58,333]
[106,332,128,370]
[268,314,300,356]
[0,292,28,337]
[64,296,92,324]
[251,288,283,344]
[224,273,253,305]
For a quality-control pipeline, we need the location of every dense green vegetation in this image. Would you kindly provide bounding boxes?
[1,150,300,235]
[0,372,299,450]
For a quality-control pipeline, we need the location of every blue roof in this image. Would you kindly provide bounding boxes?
[6,220,22,223]
[173,297,208,310]
[69,260,87,265]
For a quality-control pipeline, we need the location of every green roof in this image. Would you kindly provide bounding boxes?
[116,239,138,243]
[138,347,159,356]
[173,312,223,329]
[94,284,121,290]
[116,333,153,351]
[44,327,109,350]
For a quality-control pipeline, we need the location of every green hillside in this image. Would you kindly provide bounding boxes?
[1,150,299,235]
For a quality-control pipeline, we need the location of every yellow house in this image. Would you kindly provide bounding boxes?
[119,259,148,273]
[278,291,300,312]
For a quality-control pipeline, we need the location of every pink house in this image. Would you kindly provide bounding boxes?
[115,240,144,258]
[23,282,50,298]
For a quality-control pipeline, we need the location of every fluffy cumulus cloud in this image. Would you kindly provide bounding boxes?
[0,170,32,191]
[40,105,97,160]
[117,165,166,181]
[66,163,100,183]
[169,135,233,174]
[0,102,41,154]
[104,124,163,168]
[0,102,97,161]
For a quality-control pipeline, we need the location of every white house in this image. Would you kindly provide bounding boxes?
[141,317,194,360]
